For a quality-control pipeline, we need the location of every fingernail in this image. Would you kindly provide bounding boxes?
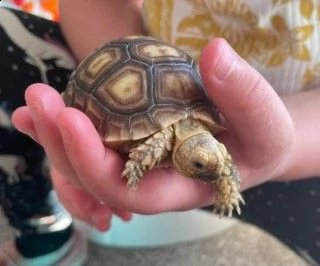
[96,221,110,232]
[92,209,106,223]
[28,96,46,116]
[18,129,40,143]
[214,42,238,80]
[92,208,111,231]
[58,123,72,143]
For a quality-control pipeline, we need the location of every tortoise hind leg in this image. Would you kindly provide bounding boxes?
[122,126,174,189]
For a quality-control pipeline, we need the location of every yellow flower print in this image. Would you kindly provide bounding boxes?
[264,15,314,67]
[175,0,260,59]
[272,0,316,19]
[143,0,174,43]
[299,0,316,19]
[272,0,292,5]
[303,63,320,88]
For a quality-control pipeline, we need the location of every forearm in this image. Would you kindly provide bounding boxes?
[277,89,320,181]
[59,0,144,61]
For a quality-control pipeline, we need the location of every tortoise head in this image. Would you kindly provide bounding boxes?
[172,122,228,183]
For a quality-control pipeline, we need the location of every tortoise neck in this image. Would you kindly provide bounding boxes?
[173,118,210,146]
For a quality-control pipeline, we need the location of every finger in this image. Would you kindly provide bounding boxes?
[12,106,39,143]
[0,241,20,265]
[52,166,114,231]
[55,107,126,203]
[24,83,83,188]
[11,105,133,224]
[199,38,294,177]
[111,208,133,221]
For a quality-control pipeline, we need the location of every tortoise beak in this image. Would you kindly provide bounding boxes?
[196,173,218,184]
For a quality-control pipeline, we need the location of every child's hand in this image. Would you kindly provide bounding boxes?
[12,38,294,220]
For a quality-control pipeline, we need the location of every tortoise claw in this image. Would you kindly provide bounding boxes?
[122,161,143,189]
[213,193,245,218]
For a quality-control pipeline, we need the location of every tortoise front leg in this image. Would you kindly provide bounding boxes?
[122,126,174,189]
[213,147,245,217]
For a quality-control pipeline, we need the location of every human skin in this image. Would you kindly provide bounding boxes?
[59,0,145,61]
[11,0,320,230]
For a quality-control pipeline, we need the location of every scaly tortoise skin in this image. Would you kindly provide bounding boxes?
[62,36,244,217]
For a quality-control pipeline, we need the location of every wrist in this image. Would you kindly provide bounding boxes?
[273,89,320,181]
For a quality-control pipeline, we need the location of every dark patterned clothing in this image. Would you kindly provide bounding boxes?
[241,179,319,265]
[0,6,74,257]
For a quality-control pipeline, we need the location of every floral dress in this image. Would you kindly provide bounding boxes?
[142,0,320,264]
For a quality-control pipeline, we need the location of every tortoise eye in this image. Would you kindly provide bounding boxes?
[193,160,205,169]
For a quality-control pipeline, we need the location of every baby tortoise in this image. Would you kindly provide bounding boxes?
[62,36,244,217]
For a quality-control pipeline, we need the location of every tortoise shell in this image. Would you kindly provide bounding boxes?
[63,36,222,149]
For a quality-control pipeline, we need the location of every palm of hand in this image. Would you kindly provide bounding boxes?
[11,39,294,227]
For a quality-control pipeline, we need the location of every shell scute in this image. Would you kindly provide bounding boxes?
[93,64,150,115]
[78,47,127,91]
[129,41,191,65]
[154,65,206,106]
[64,36,220,147]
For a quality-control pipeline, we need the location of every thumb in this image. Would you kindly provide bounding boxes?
[199,38,294,175]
